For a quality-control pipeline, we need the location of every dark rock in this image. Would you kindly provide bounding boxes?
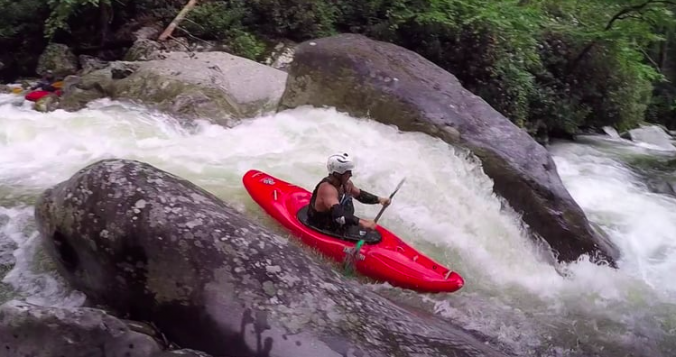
[36,43,79,78]
[278,33,619,266]
[79,55,110,75]
[122,319,161,340]
[111,62,138,80]
[58,75,106,112]
[35,158,512,357]
[0,299,162,357]
[125,39,164,61]
[152,349,213,357]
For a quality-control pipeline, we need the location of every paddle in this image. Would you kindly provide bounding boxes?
[343,177,406,276]
[374,177,406,223]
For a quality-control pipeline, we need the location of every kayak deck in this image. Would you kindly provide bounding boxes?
[242,169,464,294]
[295,205,383,244]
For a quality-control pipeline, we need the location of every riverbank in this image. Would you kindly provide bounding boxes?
[3,0,676,138]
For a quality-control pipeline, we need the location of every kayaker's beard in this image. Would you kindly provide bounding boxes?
[331,172,351,185]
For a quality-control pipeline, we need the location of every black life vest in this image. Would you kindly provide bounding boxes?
[307,176,354,231]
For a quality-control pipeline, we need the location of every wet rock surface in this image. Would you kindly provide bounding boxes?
[35,158,512,357]
[0,299,163,357]
[33,93,60,113]
[36,43,79,78]
[58,51,287,125]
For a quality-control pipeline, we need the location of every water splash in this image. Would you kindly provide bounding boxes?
[1,94,675,356]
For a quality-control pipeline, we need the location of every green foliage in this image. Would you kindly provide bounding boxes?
[535,0,675,134]
[245,0,338,40]
[44,0,110,39]
[184,1,248,40]
[349,0,676,136]
[182,1,266,60]
[0,0,47,40]
[0,0,50,79]
[5,0,676,135]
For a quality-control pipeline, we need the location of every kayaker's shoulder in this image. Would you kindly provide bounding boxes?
[318,181,338,193]
[344,180,359,194]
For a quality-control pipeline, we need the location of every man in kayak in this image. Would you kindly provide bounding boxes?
[307,153,391,234]
[30,70,57,92]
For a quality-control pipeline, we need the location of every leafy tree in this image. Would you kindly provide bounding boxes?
[4,0,676,132]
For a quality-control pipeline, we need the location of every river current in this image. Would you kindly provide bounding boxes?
[1,94,674,357]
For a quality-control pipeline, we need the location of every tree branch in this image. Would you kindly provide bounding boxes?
[158,0,199,42]
[639,46,662,72]
[605,0,676,30]
[569,0,675,73]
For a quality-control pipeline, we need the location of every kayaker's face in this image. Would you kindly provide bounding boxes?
[340,171,352,183]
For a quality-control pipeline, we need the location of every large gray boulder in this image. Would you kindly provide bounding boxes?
[277,34,619,266]
[58,51,287,126]
[34,159,511,357]
[627,125,676,152]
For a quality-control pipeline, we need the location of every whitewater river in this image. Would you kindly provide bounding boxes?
[1,93,675,357]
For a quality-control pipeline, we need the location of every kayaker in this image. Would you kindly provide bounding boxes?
[30,70,57,92]
[307,153,391,234]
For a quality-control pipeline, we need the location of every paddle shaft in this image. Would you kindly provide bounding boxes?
[374,178,406,223]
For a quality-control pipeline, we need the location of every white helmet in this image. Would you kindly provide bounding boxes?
[327,153,354,175]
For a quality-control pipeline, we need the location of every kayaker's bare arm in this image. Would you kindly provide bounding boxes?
[317,182,340,210]
[347,180,391,206]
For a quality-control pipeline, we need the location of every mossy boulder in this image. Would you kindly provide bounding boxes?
[36,43,78,78]
[124,39,164,62]
[58,51,287,125]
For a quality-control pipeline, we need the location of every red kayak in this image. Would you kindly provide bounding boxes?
[242,169,464,294]
[25,90,62,102]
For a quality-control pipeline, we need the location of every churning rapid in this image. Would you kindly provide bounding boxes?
[1,94,675,357]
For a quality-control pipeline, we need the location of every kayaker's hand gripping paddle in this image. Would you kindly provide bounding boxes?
[343,177,406,276]
[374,177,406,223]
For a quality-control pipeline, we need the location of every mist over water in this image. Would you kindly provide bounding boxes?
[1,94,675,356]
